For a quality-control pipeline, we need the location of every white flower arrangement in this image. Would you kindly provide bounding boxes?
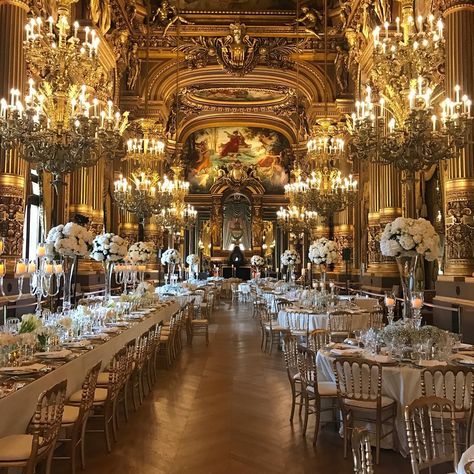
[46,222,94,257]
[161,248,181,265]
[18,313,43,334]
[308,238,339,265]
[57,316,73,330]
[281,249,301,266]
[135,281,156,297]
[251,255,265,267]
[128,241,156,264]
[380,217,440,261]
[186,254,199,266]
[91,233,128,262]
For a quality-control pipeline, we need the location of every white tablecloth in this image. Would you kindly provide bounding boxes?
[277,308,370,331]
[458,445,474,474]
[0,301,180,437]
[317,349,422,456]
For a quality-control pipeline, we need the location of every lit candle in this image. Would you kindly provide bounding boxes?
[53,263,63,274]
[417,15,423,32]
[44,263,54,275]
[384,21,389,40]
[385,296,395,307]
[0,263,5,277]
[388,118,396,133]
[73,21,79,38]
[455,85,461,104]
[428,14,434,31]
[27,262,36,274]
[412,297,423,309]
[15,262,27,275]
[37,243,46,257]
[431,114,437,131]
[0,238,3,255]
[437,19,443,39]
[396,17,400,34]
[47,16,54,34]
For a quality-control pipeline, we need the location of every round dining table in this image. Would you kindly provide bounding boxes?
[277,307,370,331]
[458,445,474,474]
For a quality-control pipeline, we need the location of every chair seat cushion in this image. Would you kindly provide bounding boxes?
[0,434,44,461]
[62,405,80,425]
[307,382,337,397]
[265,324,286,331]
[96,372,110,386]
[344,395,395,409]
[69,388,108,405]
[191,319,208,324]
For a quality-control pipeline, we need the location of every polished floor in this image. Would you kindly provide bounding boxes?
[62,300,412,474]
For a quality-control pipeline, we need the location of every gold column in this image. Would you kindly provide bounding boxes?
[334,209,354,273]
[0,0,28,260]
[252,195,263,253]
[378,164,402,274]
[210,195,223,253]
[69,167,93,222]
[366,162,381,271]
[443,0,474,276]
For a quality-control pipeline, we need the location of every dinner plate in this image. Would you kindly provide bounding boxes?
[0,363,46,376]
[414,360,448,368]
[35,350,72,359]
[63,340,91,348]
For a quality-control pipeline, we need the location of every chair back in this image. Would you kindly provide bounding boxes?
[333,358,382,407]
[77,362,101,420]
[282,335,299,378]
[352,428,374,474]
[328,311,352,334]
[277,298,292,312]
[286,311,310,336]
[354,298,378,311]
[368,309,385,330]
[107,346,128,400]
[421,366,474,414]
[404,396,458,473]
[27,379,67,464]
[124,339,137,380]
[308,329,330,352]
[297,346,318,395]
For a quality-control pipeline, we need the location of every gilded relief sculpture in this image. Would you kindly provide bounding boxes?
[152,0,193,36]
[293,6,323,39]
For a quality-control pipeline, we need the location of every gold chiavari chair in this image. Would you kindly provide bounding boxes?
[333,357,397,464]
[259,305,287,354]
[130,330,149,409]
[276,298,292,313]
[404,396,458,474]
[286,311,310,344]
[56,362,101,474]
[352,428,374,474]
[421,365,474,447]
[328,311,353,342]
[0,380,67,474]
[231,283,241,305]
[159,315,177,368]
[188,299,209,346]
[298,346,337,444]
[72,347,127,453]
[368,309,385,330]
[308,329,330,353]
[282,335,303,422]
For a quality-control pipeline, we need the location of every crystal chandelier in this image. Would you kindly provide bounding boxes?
[0,1,126,187]
[276,206,308,234]
[349,14,473,175]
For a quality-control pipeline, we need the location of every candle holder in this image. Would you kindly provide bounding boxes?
[30,257,63,314]
[384,290,396,325]
[0,258,31,303]
[114,263,136,294]
[411,291,424,328]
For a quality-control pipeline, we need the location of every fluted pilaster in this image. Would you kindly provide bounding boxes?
[443,0,474,276]
[0,0,28,259]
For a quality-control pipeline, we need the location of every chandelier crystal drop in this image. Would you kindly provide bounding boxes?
[0,2,126,186]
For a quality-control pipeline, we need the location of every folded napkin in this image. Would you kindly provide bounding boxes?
[455,343,474,351]
[330,348,362,357]
[35,350,72,359]
[64,340,90,348]
[102,327,121,333]
[416,359,448,367]
[365,354,395,364]
[452,353,474,365]
[0,363,46,373]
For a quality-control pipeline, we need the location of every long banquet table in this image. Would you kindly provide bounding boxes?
[0,301,180,437]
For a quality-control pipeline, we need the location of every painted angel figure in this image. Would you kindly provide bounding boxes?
[293,7,323,39]
[152,0,194,37]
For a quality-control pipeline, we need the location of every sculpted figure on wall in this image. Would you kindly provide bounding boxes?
[293,7,323,38]
[126,42,140,91]
[152,0,193,36]
[90,0,112,34]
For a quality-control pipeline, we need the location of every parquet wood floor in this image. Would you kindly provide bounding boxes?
[58,301,413,474]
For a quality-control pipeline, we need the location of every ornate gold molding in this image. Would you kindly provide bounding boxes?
[0,0,28,11]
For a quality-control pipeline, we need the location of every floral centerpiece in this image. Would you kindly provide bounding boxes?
[46,222,94,309]
[250,255,265,267]
[186,254,199,280]
[308,237,339,286]
[380,217,440,318]
[128,241,156,264]
[18,313,42,334]
[281,249,301,282]
[161,249,181,281]
[91,233,128,298]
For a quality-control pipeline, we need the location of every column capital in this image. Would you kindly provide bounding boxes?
[440,0,474,14]
[0,0,29,10]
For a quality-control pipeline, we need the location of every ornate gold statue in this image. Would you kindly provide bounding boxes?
[293,7,323,39]
[90,0,112,34]
[126,42,140,91]
[335,45,350,93]
[219,23,256,69]
[152,0,194,37]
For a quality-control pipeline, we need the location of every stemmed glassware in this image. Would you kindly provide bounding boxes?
[384,290,396,325]
[30,252,63,314]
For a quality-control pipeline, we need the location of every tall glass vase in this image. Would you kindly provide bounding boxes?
[287,264,294,283]
[103,261,113,299]
[62,255,77,311]
[396,254,423,319]
[168,263,176,285]
[319,264,327,289]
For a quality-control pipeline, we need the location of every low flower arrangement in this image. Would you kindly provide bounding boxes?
[128,241,156,264]
[46,222,94,257]
[250,255,265,267]
[308,238,339,265]
[281,249,301,266]
[91,233,128,262]
[380,217,440,261]
[381,321,445,347]
[161,248,181,265]
[18,313,42,334]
